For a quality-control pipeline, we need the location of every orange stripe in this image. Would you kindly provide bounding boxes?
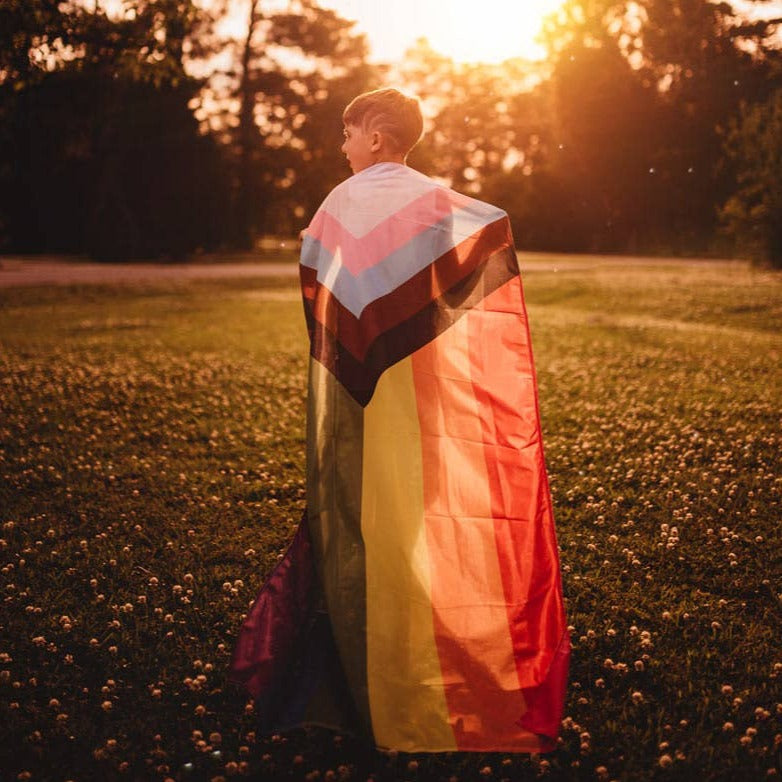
[466,278,567,696]
[411,314,541,752]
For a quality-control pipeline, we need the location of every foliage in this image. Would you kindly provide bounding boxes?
[402,40,547,192]
[539,0,627,54]
[2,68,231,260]
[0,262,781,780]
[634,0,782,248]
[0,0,82,90]
[0,0,376,258]
[529,0,782,254]
[538,39,663,252]
[206,0,379,246]
[719,88,782,267]
[0,0,208,88]
[0,0,232,260]
[2,0,782,258]
[397,2,781,256]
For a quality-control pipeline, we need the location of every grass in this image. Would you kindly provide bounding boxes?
[0,259,780,782]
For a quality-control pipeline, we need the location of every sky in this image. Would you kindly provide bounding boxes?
[317,0,566,63]
[317,0,782,64]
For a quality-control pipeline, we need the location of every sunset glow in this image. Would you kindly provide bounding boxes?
[322,0,566,63]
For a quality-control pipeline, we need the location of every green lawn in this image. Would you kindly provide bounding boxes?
[1,260,780,781]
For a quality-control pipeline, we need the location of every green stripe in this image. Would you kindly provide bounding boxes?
[305,357,371,736]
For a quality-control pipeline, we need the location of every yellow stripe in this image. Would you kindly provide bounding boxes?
[361,356,455,751]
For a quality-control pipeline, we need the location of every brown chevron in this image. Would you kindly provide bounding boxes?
[303,241,519,407]
[300,216,513,365]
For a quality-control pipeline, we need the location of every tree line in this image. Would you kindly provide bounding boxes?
[1,0,780,265]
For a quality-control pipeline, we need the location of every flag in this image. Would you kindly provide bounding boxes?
[231,162,569,753]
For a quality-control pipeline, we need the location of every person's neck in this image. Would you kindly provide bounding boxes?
[374,153,406,166]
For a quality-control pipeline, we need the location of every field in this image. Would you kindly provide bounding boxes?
[1,258,780,782]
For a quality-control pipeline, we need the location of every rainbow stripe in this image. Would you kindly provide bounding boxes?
[231,163,569,753]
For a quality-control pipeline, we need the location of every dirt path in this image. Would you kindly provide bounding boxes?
[0,254,744,288]
[0,257,299,288]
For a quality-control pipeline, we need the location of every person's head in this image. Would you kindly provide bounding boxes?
[341,88,424,174]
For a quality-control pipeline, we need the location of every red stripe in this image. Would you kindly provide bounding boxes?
[412,322,542,752]
[466,277,568,741]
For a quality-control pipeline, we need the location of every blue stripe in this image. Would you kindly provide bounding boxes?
[301,203,506,317]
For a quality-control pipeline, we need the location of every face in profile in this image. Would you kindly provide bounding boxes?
[341,123,376,174]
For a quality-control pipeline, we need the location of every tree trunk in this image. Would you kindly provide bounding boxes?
[235,0,262,250]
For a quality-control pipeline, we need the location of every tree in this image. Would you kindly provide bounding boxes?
[538,0,782,254]
[0,0,79,89]
[399,39,548,192]
[719,88,782,266]
[0,0,232,259]
[397,32,663,253]
[634,0,782,251]
[545,39,663,252]
[204,0,376,245]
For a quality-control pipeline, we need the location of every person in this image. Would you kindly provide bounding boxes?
[231,87,569,755]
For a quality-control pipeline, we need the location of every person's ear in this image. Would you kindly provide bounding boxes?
[369,130,382,153]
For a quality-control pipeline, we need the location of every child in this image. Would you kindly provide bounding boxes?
[340,88,423,174]
[232,88,569,755]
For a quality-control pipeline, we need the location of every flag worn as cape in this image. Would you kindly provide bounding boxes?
[231,162,569,753]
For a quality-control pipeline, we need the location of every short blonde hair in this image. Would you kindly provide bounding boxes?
[343,88,424,156]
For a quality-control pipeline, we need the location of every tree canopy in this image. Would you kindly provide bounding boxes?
[719,87,782,265]
[1,0,780,264]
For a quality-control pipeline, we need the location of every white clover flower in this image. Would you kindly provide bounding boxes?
[658,753,673,768]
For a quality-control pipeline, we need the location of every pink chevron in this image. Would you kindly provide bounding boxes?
[305,188,474,275]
